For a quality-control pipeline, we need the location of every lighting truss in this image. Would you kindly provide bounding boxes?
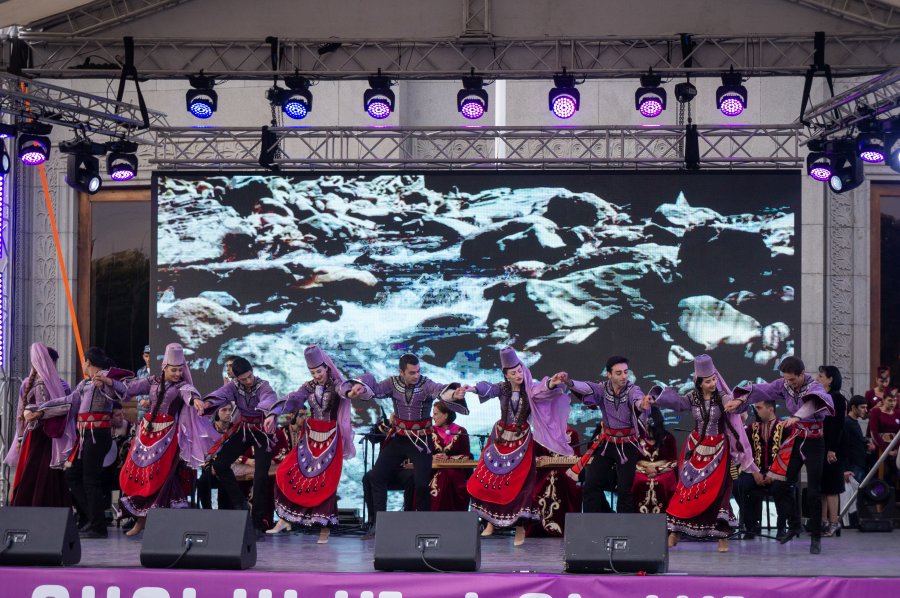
[13,31,900,79]
[0,72,167,141]
[150,125,801,170]
[784,0,900,31]
[26,0,196,37]
[801,66,900,142]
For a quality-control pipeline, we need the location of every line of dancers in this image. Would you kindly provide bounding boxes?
[8,341,834,554]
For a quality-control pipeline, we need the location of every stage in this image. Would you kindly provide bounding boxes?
[6,528,900,597]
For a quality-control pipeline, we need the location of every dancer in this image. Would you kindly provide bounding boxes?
[24,346,127,538]
[428,400,473,512]
[6,343,72,508]
[566,355,649,514]
[260,345,371,543]
[195,357,278,536]
[357,353,468,536]
[631,406,678,515]
[650,354,757,553]
[116,343,218,536]
[467,346,571,546]
[729,356,834,554]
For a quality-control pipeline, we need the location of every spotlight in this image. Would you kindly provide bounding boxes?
[716,67,747,117]
[549,69,580,119]
[0,143,9,175]
[17,122,53,166]
[278,75,313,120]
[458,72,488,120]
[105,140,139,181]
[60,137,105,194]
[635,69,666,118]
[806,152,832,181]
[364,71,395,119]
[828,141,864,194]
[186,74,217,119]
[886,128,900,173]
[856,120,885,164]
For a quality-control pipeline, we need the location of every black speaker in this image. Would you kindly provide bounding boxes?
[857,480,895,532]
[140,509,257,569]
[564,513,668,574]
[373,511,480,572]
[0,507,80,566]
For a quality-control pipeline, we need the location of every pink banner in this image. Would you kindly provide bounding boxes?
[7,568,900,598]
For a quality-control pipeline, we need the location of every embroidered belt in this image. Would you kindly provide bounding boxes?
[599,425,639,444]
[796,421,824,438]
[498,422,529,442]
[142,413,175,433]
[77,413,110,430]
[392,417,432,437]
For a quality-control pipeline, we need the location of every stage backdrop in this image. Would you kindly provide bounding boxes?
[152,171,800,511]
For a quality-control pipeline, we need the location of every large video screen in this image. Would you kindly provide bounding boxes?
[153,171,800,511]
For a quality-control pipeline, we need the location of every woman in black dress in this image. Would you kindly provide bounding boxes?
[817,365,846,537]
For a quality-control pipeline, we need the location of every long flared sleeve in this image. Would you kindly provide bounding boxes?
[423,378,469,415]
[650,386,692,412]
[527,376,573,456]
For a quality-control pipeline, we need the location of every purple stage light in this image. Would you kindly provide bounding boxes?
[110,165,137,181]
[808,165,832,181]
[719,95,745,117]
[460,98,486,120]
[283,99,309,120]
[860,149,885,164]
[639,98,664,118]
[20,149,48,166]
[366,99,392,119]
[551,94,578,119]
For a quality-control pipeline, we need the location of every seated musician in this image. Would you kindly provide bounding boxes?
[428,401,474,511]
[631,406,678,514]
[526,425,583,537]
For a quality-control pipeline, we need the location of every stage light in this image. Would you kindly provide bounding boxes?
[828,142,864,194]
[280,75,313,120]
[684,123,700,170]
[857,119,885,163]
[259,125,279,168]
[0,123,16,139]
[716,67,747,117]
[806,152,832,181]
[886,129,900,173]
[60,137,106,194]
[635,70,666,118]
[186,74,217,119]
[549,70,579,119]
[17,123,53,166]
[105,139,139,181]
[458,72,488,120]
[674,81,697,104]
[0,143,9,175]
[364,71,395,120]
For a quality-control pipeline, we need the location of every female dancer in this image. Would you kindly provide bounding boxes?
[261,345,370,544]
[116,343,218,536]
[631,406,678,515]
[428,401,473,511]
[467,346,571,546]
[649,354,757,552]
[6,343,71,507]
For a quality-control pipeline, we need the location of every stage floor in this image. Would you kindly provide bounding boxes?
[71,526,897,576]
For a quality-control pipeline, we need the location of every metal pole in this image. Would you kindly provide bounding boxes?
[839,431,900,519]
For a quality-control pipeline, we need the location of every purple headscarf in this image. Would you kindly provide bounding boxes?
[306,345,357,459]
[4,343,68,466]
[499,346,573,457]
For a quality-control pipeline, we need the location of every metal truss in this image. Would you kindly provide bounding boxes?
[27,0,196,37]
[785,0,900,31]
[0,72,167,141]
[802,66,900,141]
[151,125,801,170]
[12,31,900,80]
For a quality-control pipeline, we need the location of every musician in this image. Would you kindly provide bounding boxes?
[526,425,582,537]
[428,401,473,511]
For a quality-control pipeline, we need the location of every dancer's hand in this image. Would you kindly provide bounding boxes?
[23,409,41,422]
[550,372,568,388]
[827,450,837,464]
[752,472,766,486]
[264,415,277,434]
[92,374,111,388]
[193,399,209,415]
[640,395,655,411]
[452,385,468,400]
[347,383,366,399]
[724,399,743,413]
[784,416,800,428]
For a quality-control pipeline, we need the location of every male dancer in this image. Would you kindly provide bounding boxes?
[729,356,834,554]
[194,357,277,535]
[566,355,649,514]
[357,353,468,534]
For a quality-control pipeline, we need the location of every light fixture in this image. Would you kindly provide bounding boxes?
[275,75,313,120]
[828,141,864,194]
[186,74,217,119]
[17,122,53,166]
[458,71,488,120]
[885,127,900,174]
[549,69,579,119]
[60,137,106,195]
[806,152,832,181]
[105,139,139,181]
[364,70,395,119]
[856,119,885,164]
[716,67,747,117]
[0,143,9,175]
[684,123,700,170]
[635,69,666,118]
